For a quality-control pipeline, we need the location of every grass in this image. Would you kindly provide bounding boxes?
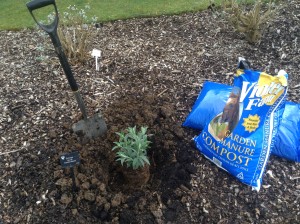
[0,0,220,30]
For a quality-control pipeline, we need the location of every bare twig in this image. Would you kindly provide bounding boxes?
[0,148,26,156]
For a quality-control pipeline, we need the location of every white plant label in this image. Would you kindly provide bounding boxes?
[92,49,101,71]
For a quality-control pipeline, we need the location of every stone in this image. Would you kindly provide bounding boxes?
[151,209,163,219]
[81,182,90,190]
[71,209,78,215]
[60,194,72,205]
[111,192,123,207]
[84,191,95,202]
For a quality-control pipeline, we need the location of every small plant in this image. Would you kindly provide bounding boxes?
[222,0,274,43]
[35,44,49,62]
[48,4,99,65]
[112,126,151,170]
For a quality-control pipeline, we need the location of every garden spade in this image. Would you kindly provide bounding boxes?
[26,0,107,139]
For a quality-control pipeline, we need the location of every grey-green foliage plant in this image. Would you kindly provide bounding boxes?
[47,4,98,65]
[35,44,49,62]
[222,0,273,43]
[112,126,151,170]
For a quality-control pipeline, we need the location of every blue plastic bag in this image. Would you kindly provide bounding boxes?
[274,101,300,162]
[194,69,288,191]
[183,81,300,162]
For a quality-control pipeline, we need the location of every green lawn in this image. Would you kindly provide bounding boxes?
[0,0,220,30]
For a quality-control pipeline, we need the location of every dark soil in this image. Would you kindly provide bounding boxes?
[0,0,299,223]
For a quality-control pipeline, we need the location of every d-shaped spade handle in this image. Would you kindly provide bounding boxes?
[26,0,58,34]
[26,0,79,93]
[27,0,55,10]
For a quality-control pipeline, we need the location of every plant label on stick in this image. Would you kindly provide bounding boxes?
[60,151,80,168]
[92,49,101,57]
[92,49,101,71]
[60,151,80,192]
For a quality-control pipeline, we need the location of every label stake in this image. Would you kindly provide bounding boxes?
[92,49,101,71]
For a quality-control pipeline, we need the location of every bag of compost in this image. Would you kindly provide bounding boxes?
[183,81,300,162]
[274,101,300,162]
[194,68,288,191]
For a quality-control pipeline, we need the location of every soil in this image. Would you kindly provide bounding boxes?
[0,0,300,223]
